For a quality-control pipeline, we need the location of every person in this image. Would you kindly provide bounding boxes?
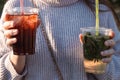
[0,0,120,80]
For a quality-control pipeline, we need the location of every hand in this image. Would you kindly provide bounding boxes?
[100,31,115,63]
[3,21,18,46]
[3,20,26,74]
[101,39,115,63]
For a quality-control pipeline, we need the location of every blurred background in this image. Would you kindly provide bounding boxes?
[110,0,120,18]
[0,0,120,17]
[0,0,6,16]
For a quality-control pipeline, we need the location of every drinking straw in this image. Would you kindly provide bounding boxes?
[20,0,24,14]
[95,0,99,36]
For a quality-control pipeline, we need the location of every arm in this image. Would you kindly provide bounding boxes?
[0,29,27,80]
[95,11,120,80]
[0,0,29,80]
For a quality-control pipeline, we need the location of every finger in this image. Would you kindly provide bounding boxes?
[102,57,112,63]
[4,29,18,38]
[104,39,115,47]
[6,38,17,46]
[3,21,15,30]
[101,48,115,57]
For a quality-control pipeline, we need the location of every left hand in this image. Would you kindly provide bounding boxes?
[100,30,115,63]
[101,39,115,63]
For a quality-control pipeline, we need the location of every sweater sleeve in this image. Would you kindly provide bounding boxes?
[95,11,120,80]
[0,0,29,80]
[0,27,27,80]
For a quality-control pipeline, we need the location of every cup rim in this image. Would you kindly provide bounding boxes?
[80,27,112,32]
[6,7,39,15]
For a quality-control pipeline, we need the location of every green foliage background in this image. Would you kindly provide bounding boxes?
[109,0,120,19]
[110,0,120,6]
[0,0,6,15]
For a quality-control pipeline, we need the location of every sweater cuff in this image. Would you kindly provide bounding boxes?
[4,54,27,79]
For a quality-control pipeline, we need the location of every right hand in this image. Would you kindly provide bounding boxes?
[3,21,18,46]
[3,21,26,74]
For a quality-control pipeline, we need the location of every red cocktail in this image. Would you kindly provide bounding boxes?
[4,7,39,55]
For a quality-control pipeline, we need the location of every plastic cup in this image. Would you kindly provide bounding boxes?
[80,27,112,74]
[4,7,39,55]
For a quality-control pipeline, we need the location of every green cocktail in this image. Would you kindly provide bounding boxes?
[81,27,112,74]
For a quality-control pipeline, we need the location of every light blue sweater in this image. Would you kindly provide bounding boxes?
[0,0,120,80]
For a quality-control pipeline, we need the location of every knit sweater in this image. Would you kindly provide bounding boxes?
[0,0,120,80]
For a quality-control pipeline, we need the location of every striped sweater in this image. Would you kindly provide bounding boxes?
[0,0,120,80]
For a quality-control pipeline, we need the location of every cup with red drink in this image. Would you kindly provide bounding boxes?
[4,7,39,55]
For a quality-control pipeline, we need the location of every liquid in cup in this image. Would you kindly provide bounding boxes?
[4,7,39,55]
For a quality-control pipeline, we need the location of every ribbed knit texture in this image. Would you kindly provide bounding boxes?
[0,0,120,80]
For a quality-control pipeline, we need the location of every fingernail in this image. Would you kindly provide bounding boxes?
[12,30,18,35]
[13,29,18,33]
[10,21,14,27]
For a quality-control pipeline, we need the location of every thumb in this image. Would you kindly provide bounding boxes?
[79,34,83,44]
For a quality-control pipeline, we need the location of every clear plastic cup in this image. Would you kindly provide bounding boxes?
[80,27,112,74]
[4,7,39,55]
